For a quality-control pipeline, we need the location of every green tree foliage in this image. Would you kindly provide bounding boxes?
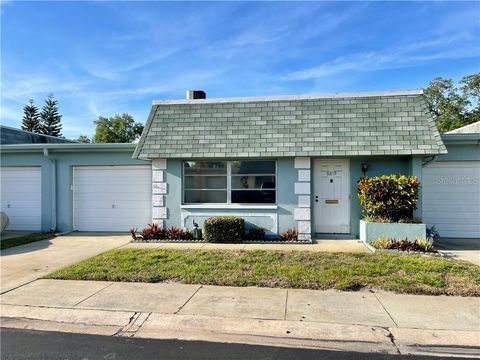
[92,113,144,143]
[21,99,41,133]
[76,135,91,143]
[40,94,62,136]
[424,73,480,133]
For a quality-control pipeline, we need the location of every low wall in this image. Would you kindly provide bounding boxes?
[360,220,426,243]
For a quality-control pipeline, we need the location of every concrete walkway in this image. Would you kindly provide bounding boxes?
[0,234,130,293]
[123,240,369,253]
[1,279,479,357]
[436,237,480,266]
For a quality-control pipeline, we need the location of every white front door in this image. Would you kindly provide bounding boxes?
[314,159,350,233]
[73,165,152,232]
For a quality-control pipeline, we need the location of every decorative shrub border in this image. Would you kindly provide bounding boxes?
[363,242,445,257]
[130,238,313,244]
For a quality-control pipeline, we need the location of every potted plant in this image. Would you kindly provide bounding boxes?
[358,175,426,243]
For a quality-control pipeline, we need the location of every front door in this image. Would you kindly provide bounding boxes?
[314,159,350,233]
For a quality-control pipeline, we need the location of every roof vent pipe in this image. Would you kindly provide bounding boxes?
[186,90,206,100]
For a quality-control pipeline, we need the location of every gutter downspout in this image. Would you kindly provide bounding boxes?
[43,148,57,232]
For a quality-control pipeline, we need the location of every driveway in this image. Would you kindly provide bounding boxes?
[435,237,480,265]
[0,234,130,294]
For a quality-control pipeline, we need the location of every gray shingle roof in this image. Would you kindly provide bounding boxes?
[133,90,447,159]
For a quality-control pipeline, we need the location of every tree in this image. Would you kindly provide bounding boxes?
[76,135,91,143]
[21,99,41,133]
[423,73,479,133]
[92,113,144,143]
[40,94,62,137]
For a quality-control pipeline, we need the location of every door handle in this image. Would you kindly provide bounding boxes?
[315,195,319,202]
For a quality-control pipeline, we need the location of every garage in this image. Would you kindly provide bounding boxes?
[73,165,151,232]
[422,161,480,238]
[0,167,42,231]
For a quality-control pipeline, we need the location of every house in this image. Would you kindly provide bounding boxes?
[2,90,477,240]
[0,141,150,232]
[132,89,446,241]
[422,121,480,238]
[0,125,76,145]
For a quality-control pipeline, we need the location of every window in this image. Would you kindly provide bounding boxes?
[183,160,276,204]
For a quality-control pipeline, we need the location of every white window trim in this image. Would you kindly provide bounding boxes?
[180,204,278,210]
[182,160,277,205]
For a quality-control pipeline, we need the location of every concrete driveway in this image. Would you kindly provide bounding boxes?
[435,237,480,265]
[0,234,130,294]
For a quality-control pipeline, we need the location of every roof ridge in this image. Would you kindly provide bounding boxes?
[152,89,423,105]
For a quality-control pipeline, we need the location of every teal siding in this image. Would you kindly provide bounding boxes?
[436,142,480,161]
[1,150,150,232]
[164,158,297,235]
[347,156,411,237]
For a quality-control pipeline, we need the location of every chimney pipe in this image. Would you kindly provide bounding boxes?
[186,90,206,100]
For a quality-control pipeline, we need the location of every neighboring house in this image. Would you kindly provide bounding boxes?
[0,142,150,232]
[422,121,480,238]
[0,125,76,145]
[132,89,446,241]
[1,91,476,240]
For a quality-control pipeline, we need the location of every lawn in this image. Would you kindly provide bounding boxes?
[46,248,480,296]
[1,233,55,250]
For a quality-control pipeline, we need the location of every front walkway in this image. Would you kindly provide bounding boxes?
[123,240,369,253]
[0,234,130,294]
[1,279,479,357]
[436,237,480,265]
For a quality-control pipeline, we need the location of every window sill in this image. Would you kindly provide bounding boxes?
[180,204,278,210]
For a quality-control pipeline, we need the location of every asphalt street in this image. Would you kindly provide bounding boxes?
[0,328,470,360]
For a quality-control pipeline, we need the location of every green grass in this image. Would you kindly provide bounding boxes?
[1,233,55,250]
[46,248,480,296]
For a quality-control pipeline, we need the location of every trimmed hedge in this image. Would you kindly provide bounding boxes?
[358,175,419,222]
[203,216,245,243]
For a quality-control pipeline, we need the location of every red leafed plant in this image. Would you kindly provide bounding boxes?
[166,226,193,240]
[280,228,298,242]
[131,224,193,241]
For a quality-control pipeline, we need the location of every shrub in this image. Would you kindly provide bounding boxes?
[130,228,138,240]
[131,224,193,241]
[281,228,298,242]
[363,215,392,223]
[140,223,166,240]
[247,226,266,240]
[426,225,439,239]
[358,175,419,222]
[203,216,245,243]
[369,236,436,253]
[166,226,193,240]
[370,236,390,249]
[415,237,434,252]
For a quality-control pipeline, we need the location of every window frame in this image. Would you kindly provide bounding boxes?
[182,160,277,205]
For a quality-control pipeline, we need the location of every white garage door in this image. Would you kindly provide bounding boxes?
[422,161,480,238]
[73,166,151,232]
[0,167,42,231]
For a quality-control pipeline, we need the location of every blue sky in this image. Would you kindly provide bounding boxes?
[1,1,479,139]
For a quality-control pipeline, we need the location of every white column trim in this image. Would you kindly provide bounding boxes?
[152,158,167,226]
[294,157,312,242]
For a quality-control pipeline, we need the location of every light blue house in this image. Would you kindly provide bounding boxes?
[2,91,477,240]
[132,90,446,241]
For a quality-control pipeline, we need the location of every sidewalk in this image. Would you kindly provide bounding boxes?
[122,239,370,253]
[1,279,479,357]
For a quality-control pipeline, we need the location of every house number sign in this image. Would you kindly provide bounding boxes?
[326,170,337,175]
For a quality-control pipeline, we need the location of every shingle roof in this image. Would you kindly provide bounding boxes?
[0,125,76,145]
[133,90,447,159]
